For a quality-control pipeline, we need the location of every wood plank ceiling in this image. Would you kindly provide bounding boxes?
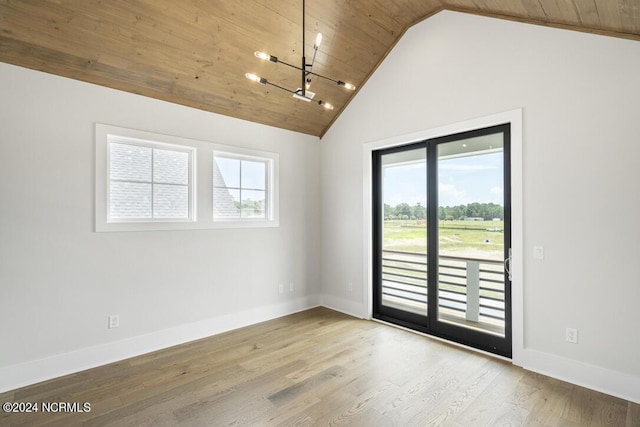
[1,1,639,137]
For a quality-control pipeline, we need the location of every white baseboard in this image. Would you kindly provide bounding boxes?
[519,348,640,404]
[0,295,321,394]
[3,296,637,405]
[320,294,366,319]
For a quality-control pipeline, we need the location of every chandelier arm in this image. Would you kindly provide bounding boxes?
[305,70,341,85]
[264,80,297,95]
[270,58,344,86]
[274,59,302,71]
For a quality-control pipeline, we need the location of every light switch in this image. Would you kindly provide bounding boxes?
[534,246,544,260]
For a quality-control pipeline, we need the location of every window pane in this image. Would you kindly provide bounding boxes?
[154,149,189,185]
[154,184,189,219]
[214,157,240,188]
[241,189,266,218]
[211,150,276,225]
[110,142,152,182]
[110,181,152,219]
[241,160,266,190]
[214,188,240,218]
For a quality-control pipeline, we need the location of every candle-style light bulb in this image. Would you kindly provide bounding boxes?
[319,100,334,110]
[245,73,266,85]
[337,80,356,90]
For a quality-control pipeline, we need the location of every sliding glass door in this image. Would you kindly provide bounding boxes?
[372,145,429,327]
[373,124,512,357]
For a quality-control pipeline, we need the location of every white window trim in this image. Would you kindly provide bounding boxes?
[96,124,279,232]
[212,146,279,229]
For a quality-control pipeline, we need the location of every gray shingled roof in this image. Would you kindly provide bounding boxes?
[213,162,240,218]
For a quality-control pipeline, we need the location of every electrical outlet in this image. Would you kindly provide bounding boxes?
[565,327,578,344]
[108,315,119,329]
[278,283,284,294]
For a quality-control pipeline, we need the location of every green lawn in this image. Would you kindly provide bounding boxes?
[383,220,504,260]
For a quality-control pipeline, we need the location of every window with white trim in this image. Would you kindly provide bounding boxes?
[109,137,194,221]
[213,150,276,223]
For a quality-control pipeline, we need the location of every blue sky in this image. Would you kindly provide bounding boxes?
[383,152,504,207]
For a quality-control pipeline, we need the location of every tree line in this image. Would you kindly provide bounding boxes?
[384,202,503,221]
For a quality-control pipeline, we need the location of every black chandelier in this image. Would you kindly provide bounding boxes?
[245,0,356,110]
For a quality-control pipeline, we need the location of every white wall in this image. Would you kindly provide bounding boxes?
[0,62,321,391]
[321,11,640,402]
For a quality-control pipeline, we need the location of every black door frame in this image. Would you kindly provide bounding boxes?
[372,123,512,358]
[372,141,431,333]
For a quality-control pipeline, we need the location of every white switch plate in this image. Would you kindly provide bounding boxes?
[534,246,544,260]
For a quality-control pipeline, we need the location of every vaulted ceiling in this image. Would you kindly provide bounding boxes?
[1,1,638,137]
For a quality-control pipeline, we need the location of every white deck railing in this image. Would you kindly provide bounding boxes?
[381,249,506,334]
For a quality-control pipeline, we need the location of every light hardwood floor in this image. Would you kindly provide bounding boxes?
[1,307,638,426]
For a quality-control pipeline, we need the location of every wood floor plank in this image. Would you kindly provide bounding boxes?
[294,389,356,423]
[311,379,397,425]
[487,401,531,426]
[406,359,506,425]
[377,350,477,422]
[455,360,526,425]
[1,307,637,426]
[589,394,629,426]
[523,375,574,425]
[172,360,307,426]
[564,385,599,424]
[628,401,640,427]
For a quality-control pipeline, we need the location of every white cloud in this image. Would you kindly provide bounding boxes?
[489,186,503,203]
[438,183,468,206]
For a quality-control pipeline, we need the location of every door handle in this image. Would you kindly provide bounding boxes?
[504,248,513,281]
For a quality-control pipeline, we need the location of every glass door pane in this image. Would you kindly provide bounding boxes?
[380,147,428,316]
[436,133,506,337]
